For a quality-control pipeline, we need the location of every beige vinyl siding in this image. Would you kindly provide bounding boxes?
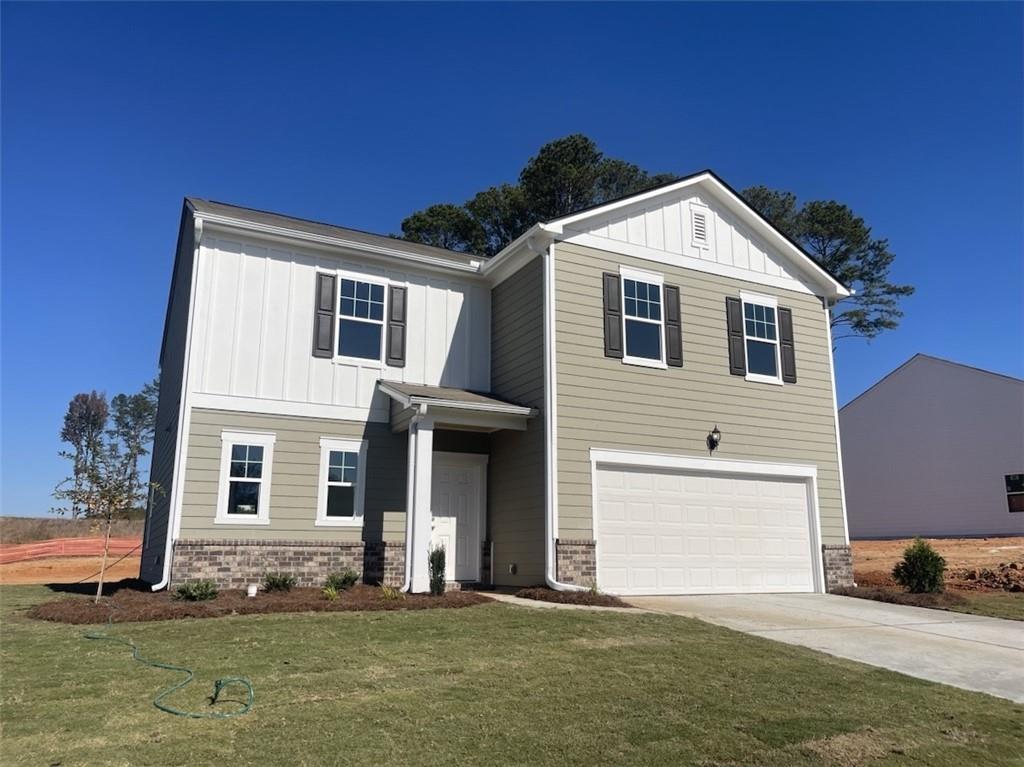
[180,409,407,543]
[554,241,846,545]
[141,213,194,583]
[488,256,546,586]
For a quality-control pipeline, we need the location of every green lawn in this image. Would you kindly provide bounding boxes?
[950,591,1024,621]
[2,586,1022,766]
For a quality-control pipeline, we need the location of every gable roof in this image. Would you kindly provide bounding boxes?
[187,197,485,268]
[841,353,1024,412]
[484,169,852,299]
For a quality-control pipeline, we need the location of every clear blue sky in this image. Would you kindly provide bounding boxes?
[2,2,1022,517]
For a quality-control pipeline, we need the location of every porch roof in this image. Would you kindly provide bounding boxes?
[378,382,536,433]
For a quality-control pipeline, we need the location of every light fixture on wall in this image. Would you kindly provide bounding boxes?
[706,425,722,455]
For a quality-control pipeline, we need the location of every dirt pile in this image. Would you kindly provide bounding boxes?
[951,562,1024,592]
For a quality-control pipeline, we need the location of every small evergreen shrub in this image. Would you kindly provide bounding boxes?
[262,572,297,592]
[380,584,405,601]
[324,570,359,591]
[174,580,218,602]
[428,545,446,596]
[892,538,946,593]
[322,584,340,601]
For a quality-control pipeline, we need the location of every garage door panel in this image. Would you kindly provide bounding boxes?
[595,465,816,596]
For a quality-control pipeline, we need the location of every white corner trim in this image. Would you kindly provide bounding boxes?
[824,303,852,545]
[315,437,368,528]
[214,430,277,526]
[588,448,819,480]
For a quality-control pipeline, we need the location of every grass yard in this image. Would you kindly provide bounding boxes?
[2,586,1022,766]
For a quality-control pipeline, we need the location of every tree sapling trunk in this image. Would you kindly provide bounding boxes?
[95,512,113,604]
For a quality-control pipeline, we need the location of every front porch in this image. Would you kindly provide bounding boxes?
[378,382,536,593]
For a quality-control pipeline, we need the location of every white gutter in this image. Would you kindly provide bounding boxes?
[542,242,585,592]
[152,215,203,591]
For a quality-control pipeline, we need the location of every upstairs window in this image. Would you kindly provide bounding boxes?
[338,278,385,361]
[316,437,368,526]
[741,292,782,384]
[216,431,275,525]
[621,269,665,367]
[1007,474,1024,513]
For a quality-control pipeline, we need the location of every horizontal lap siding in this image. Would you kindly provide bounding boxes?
[180,409,407,543]
[488,256,546,586]
[554,241,846,545]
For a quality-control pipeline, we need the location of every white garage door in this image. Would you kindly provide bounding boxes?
[594,464,817,595]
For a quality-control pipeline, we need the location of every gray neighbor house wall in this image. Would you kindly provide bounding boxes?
[840,355,1024,539]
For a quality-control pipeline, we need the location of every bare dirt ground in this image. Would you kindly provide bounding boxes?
[0,556,142,585]
[852,537,1024,590]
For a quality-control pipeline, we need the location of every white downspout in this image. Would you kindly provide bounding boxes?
[543,243,585,592]
[400,404,428,592]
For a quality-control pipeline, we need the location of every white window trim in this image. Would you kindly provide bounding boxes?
[619,266,667,369]
[215,430,276,525]
[315,436,369,527]
[689,201,712,250]
[333,269,390,367]
[739,290,783,386]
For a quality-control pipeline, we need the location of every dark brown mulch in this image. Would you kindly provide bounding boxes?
[515,586,631,608]
[834,586,968,610]
[26,584,492,625]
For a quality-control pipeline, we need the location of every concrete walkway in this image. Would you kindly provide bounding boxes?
[626,593,1024,703]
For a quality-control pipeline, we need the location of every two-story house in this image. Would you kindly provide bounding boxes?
[141,170,855,595]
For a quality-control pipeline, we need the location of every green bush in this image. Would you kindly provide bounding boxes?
[892,538,946,593]
[262,572,297,592]
[322,584,340,601]
[428,545,446,596]
[173,580,218,602]
[324,570,359,591]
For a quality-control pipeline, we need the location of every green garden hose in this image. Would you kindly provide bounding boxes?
[84,611,254,719]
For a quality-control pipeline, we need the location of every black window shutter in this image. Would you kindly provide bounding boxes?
[778,307,797,383]
[725,297,746,376]
[312,273,336,358]
[386,285,407,367]
[663,284,683,368]
[602,272,623,359]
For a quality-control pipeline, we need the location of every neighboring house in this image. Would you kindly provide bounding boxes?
[141,170,855,596]
[840,355,1024,539]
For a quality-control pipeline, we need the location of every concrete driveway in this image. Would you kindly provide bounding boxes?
[627,593,1024,703]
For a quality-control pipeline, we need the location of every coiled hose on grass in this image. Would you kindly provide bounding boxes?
[84,610,254,719]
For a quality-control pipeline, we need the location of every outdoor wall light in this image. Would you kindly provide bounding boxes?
[706,425,722,455]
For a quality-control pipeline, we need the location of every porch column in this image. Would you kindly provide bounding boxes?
[408,415,434,593]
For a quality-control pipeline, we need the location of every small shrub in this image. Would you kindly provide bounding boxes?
[324,570,359,591]
[380,584,405,601]
[174,580,218,602]
[892,538,946,593]
[262,572,297,592]
[428,545,446,596]
[322,584,340,601]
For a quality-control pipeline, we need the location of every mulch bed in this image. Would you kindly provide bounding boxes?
[27,584,492,625]
[515,586,631,608]
[834,586,969,611]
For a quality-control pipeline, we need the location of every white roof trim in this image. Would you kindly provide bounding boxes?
[377,382,535,417]
[549,172,851,300]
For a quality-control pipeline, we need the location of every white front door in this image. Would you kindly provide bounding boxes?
[431,454,486,582]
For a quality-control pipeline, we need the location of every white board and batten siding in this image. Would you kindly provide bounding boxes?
[187,230,491,423]
[563,187,818,296]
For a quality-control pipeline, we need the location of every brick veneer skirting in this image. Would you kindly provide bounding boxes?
[555,539,596,587]
[822,544,855,592]
[171,539,405,589]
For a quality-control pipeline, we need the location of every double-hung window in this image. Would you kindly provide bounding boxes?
[1006,474,1024,513]
[215,431,275,525]
[740,291,782,384]
[316,437,368,526]
[338,277,386,361]
[621,268,665,367]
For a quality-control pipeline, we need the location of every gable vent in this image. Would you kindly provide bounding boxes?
[691,207,709,247]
